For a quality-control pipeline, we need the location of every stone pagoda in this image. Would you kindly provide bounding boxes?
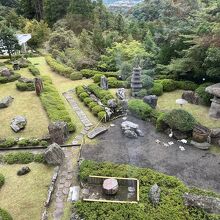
[131,67,142,97]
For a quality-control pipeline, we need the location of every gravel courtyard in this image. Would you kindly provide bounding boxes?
[82,116,220,193]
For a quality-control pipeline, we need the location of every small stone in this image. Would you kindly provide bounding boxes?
[149,184,161,206]
[56,202,64,209]
[136,129,144,137]
[124,130,138,139]
[63,188,69,195]
[56,191,63,197]
[17,166,30,176]
[56,197,63,203]
[60,178,66,184]
[0,96,14,108]
[64,181,71,188]
[10,116,27,132]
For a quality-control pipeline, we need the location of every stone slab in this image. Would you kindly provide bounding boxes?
[87,127,108,139]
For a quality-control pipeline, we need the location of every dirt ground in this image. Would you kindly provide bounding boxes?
[82,116,220,193]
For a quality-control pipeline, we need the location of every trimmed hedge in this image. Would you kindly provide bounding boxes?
[3,152,45,164]
[92,74,104,83]
[98,111,106,121]
[70,72,83,80]
[0,208,13,220]
[195,83,213,106]
[16,82,35,91]
[28,64,40,76]
[75,160,219,220]
[128,99,153,120]
[0,72,21,84]
[40,76,75,132]
[160,109,196,132]
[148,82,164,96]
[92,105,104,116]
[108,77,128,88]
[158,79,178,92]
[0,139,17,148]
[176,81,198,91]
[0,173,5,188]
[81,69,118,79]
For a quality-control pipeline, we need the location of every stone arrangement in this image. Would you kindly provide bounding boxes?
[44,143,65,166]
[48,121,69,145]
[103,178,119,195]
[100,76,108,90]
[17,166,31,176]
[143,95,158,109]
[10,115,27,132]
[148,184,161,206]
[0,96,14,108]
[182,91,199,105]
[121,121,144,139]
[205,83,220,119]
[131,67,142,97]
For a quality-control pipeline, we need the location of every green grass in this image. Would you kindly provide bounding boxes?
[0,163,53,220]
[0,67,49,139]
[157,90,220,128]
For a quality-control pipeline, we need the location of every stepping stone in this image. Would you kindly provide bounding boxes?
[72,140,78,145]
[65,181,72,188]
[60,178,66,184]
[63,188,69,195]
[60,171,68,176]
[87,127,108,139]
[56,197,63,203]
[85,126,91,131]
[53,209,63,219]
[58,184,64,190]
[56,202,64,209]
[56,191,63,197]
[66,174,73,180]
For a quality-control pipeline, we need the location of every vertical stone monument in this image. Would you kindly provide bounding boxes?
[131,67,142,97]
[100,76,108,90]
[35,77,43,96]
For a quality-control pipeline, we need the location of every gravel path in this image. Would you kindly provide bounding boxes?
[81,116,220,193]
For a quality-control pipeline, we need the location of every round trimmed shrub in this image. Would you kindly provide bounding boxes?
[160,79,177,92]
[79,92,89,101]
[149,82,163,96]
[98,111,106,121]
[93,74,104,83]
[92,105,104,116]
[88,101,97,110]
[16,82,35,91]
[0,208,12,220]
[83,97,93,106]
[0,174,5,188]
[0,139,17,148]
[141,75,153,89]
[128,99,153,120]
[195,83,213,106]
[76,86,85,96]
[176,81,198,91]
[162,109,196,132]
[137,89,148,98]
[70,72,83,80]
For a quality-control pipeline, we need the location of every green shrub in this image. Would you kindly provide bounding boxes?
[141,75,154,89]
[128,99,153,120]
[17,139,30,147]
[0,173,5,188]
[34,154,45,163]
[176,81,198,91]
[40,140,49,147]
[98,111,106,121]
[0,139,17,148]
[137,89,148,98]
[93,74,104,83]
[148,82,163,96]
[83,97,93,106]
[0,208,13,220]
[76,86,86,96]
[81,69,118,79]
[45,55,74,78]
[4,152,34,164]
[40,76,75,132]
[159,79,178,92]
[162,109,196,132]
[0,72,21,84]
[79,92,89,101]
[196,83,213,106]
[108,77,128,88]
[156,113,168,131]
[16,82,35,91]
[28,64,40,76]
[88,101,97,110]
[70,72,83,80]
[92,105,104,116]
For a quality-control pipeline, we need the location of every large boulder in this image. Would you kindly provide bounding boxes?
[17,166,31,176]
[0,67,11,78]
[18,77,34,83]
[183,193,220,214]
[182,91,199,105]
[149,184,161,206]
[10,116,27,132]
[192,124,210,143]
[0,96,14,108]
[103,178,119,195]
[143,95,158,109]
[48,121,69,145]
[44,143,65,165]
[121,121,143,138]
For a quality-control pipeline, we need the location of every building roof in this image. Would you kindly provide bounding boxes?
[16,34,32,45]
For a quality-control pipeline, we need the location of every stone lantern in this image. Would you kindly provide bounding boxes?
[131,67,142,97]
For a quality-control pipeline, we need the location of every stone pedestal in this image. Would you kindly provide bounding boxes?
[48,121,69,145]
[103,178,119,195]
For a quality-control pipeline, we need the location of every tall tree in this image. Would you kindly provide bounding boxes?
[0,0,18,8]
[0,25,20,59]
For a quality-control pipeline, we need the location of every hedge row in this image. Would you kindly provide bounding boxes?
[2,152,45,164]
[76,86,106,121]
[0,138,48,148]
[45,55,83,80]
[0,73,21,84]
[0,208,13,220]
[28,64,40,76]
[81,69,118,79]
[16,82,35,91]
[40,76,75,132]
[76,160,218,220]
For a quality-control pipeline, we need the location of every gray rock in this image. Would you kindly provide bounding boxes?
[10,116,27,132]
[143,95,158,109]
[0,67,11,77]
[44,143,65,165]
[205,83,220,98]
[100,76,108,90]
[190,140,211,150]
[136,129,144,137]
[149,184,161,205]
[18,77,34,83]
[116,88,126,100]
[121,121,139,131]
[107,99,117,108]
[0,96,14,108]
[183,193,220,214]
[182,91,199,105]
[124,130,138,139]
[87,127,108,139]
[17,166,31,176]
[210,128,220,138]
[119,99,128,112]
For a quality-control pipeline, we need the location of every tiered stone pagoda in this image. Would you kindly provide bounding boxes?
[131,67,142,97]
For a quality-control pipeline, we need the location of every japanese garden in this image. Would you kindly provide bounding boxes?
[0,0,220,220]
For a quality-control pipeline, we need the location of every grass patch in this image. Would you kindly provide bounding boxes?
[157,90,220,128]
[0,163,53,220]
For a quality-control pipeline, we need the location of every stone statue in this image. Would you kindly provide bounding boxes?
[35,77,43,96]
[100,76,108,90]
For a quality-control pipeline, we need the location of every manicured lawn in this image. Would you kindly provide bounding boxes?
[0,67,49,139]
[0,163,53,220]
[157,90,220,128]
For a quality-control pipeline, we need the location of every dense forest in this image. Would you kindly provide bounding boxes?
[0,0,220,84]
